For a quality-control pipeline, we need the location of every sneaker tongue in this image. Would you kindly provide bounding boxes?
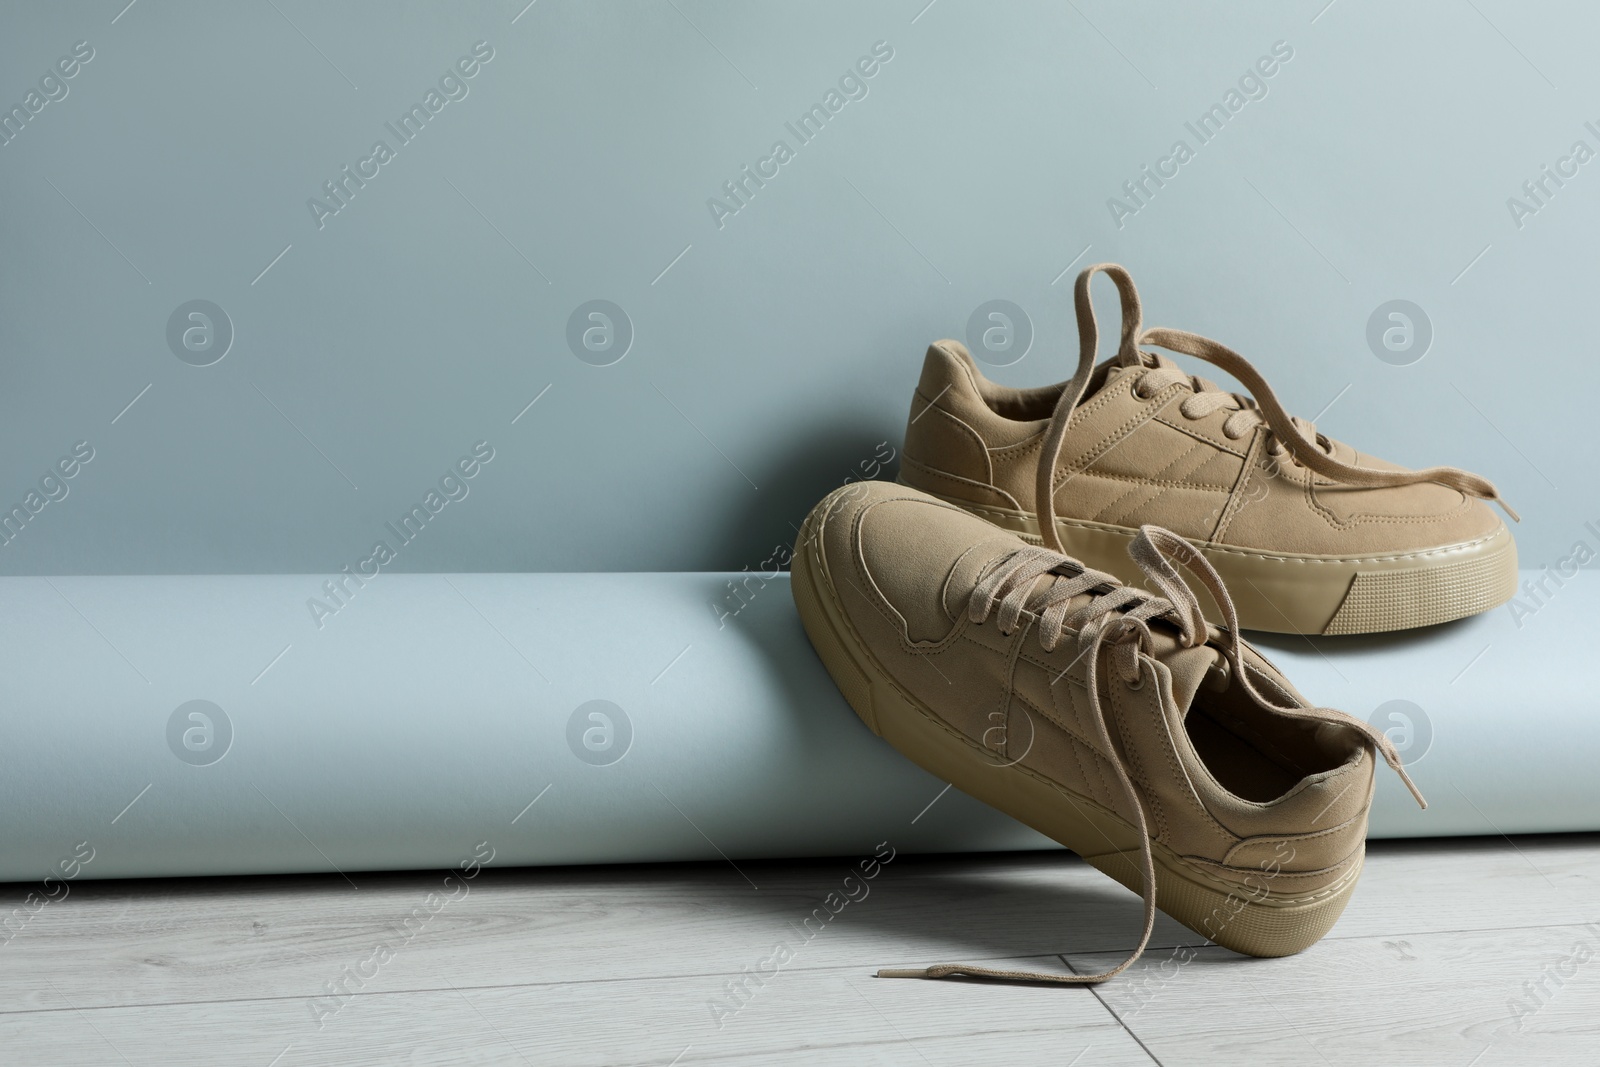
[1124,607,1222,717]
[1153,639,1221,718]
[1081,351,1173,402]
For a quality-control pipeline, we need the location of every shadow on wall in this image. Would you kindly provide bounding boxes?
[713,419,901,577]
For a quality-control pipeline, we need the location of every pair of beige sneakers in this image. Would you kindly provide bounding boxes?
[792,264,1517,983]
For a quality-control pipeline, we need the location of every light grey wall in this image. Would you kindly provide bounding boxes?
[0,0,1593,577]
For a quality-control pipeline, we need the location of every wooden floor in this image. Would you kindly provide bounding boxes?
[3,835,1599,1065]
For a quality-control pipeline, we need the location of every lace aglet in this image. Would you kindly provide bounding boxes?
[1373,732,1428,809]
[877,967,933,979]
[1396,764,1428,810]
[1499,498,1521,524]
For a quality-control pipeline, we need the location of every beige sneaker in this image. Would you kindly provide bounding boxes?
[900,264,1518,634]
[793,480,1423,982]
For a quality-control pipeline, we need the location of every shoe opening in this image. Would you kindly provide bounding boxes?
[939,340,1122,423]
[1184,672,1364,803]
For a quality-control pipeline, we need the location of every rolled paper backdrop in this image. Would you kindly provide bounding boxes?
[0,570,1590,883]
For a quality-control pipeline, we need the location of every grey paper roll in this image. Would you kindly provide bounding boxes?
[0,571,1049,884]
[1247,569,1596,838]
[1,570,1592,884]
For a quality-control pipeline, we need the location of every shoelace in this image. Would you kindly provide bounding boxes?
[877,524,1425,986]
[1032,264,1518,559]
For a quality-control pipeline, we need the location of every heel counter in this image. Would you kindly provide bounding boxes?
[1214,762,1375,898]
[902,342,995,493]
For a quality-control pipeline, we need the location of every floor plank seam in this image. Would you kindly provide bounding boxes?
[0,954,1078,1017]
[9,918,1600,1019]
[1059,954,1168,1067]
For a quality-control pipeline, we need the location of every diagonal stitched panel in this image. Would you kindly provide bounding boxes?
[1184,448,1246,489]
[1093,481,1168,528]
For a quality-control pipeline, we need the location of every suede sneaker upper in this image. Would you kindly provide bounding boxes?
[899,264,1519,634]
[791,480,1424,982]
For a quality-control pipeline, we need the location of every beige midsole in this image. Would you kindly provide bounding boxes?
[792,504,1363,957]
[915,493,1517,635]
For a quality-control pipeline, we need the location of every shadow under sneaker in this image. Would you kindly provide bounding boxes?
[792,479,1423,983]
[900,263,1518,635]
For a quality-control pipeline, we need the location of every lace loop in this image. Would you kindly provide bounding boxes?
[1034,264,1148,557]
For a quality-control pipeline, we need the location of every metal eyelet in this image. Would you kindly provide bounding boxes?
[1125,670,1145,691]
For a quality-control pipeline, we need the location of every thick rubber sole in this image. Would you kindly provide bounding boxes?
[791,505,1363,958]
[916,495,1518,636]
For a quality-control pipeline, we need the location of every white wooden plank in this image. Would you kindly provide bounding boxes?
[1353,833,1600,932]
[4,836,1598,1016]
[0,852,1187,1013]
[0,958,1152,1067]
[1070,922,1600,1066]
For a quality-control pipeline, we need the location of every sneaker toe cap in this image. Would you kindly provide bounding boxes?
[808,482,1016,644]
